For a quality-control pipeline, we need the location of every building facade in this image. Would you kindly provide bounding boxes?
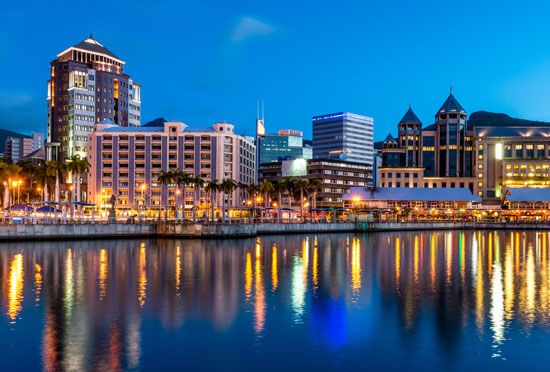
[312,112,374,166]
[379,93,550,201]
[47,35,141,160]
[259,158,372,208]
[87,121,255,216]
[379,94,476,193]
[5,132,44,163]
[344,187,481,211]
[475,126,550,199]
[258,129,312,164]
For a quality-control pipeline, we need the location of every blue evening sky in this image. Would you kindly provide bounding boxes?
[2,0,550,140]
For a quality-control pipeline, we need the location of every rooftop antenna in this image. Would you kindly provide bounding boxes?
[261,100,264,120]
[450,84,453,95]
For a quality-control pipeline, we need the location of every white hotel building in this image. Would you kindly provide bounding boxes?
[87,120,256,217]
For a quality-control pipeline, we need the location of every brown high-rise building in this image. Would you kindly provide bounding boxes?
[47,35,141,160]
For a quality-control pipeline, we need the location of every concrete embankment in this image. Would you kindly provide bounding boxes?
[0,222,356,242]
[0,223,156,241]
[156,222,356,238]
[361,222,550,231]
[0,221,548,242]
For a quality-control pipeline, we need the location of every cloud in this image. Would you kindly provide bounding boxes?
[231,16,275,43]
[0,92,32,109]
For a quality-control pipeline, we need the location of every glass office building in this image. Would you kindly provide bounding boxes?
[312,112,374,166]
[258,130,312,164]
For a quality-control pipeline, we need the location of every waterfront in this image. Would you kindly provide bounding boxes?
[2,231,550,370]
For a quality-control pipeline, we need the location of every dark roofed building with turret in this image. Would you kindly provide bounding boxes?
[378,91,550,201]
[379,91,476,195]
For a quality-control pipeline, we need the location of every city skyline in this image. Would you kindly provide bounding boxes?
[3,1,550,140]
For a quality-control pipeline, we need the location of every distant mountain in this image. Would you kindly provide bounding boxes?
[469,111,550,128]
[143,117,167,127]
[0,128,30,154]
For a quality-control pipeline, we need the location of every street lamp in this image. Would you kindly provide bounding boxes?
[140,184,147,218]
[176,189,180,219]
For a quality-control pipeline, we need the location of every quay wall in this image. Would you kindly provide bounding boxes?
[362,222,550,232]
[0,223,156,241]
[0,222,549,242]
[257,223,356,235]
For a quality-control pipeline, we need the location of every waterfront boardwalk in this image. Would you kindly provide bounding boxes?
[0,221,548,242]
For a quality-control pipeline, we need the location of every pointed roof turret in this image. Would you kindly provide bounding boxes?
[382,132,399,149]
[399,106,422,124]
[438,93,466,114]
[57,35,124,63]
[384,133,396,143]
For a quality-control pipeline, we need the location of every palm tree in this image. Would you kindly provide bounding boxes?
[246,183,258,221]
[0,161,21,208]
[294,178,309,222]
[46,160,67,203]
[307,178,323,214]
[173,170,191,219]
[259,180,274,222]
[204,180,219,222]
[191,175,204,222]
[283,178,296,210]
[71,156,89,203]
[220,179,236,222]
[30,162,50,202]
[157,170,173,221]
[67,155,90,218]
[18,162,38,192]
[273,179,286,222]
[237,182,248,222]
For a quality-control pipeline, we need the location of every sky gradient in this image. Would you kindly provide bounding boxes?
[2,0,550,140]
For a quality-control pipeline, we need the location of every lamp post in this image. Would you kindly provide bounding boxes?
[175,189,180,220]
[141,184,147,220]
[17,180,22,204]
[11,180,17,205]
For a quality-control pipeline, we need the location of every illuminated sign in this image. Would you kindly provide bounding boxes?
[282,158,307,177]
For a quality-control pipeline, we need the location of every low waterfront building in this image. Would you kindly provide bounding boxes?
[259,158,372,208]
[343,187,481,211]
[87,120,256,217]
[503,188,550,210]
[474,125,550,200]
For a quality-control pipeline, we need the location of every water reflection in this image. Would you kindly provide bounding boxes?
[7,253,23,322]
[2,231,550,369]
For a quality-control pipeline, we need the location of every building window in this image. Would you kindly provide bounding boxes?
[515,144,523,158]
